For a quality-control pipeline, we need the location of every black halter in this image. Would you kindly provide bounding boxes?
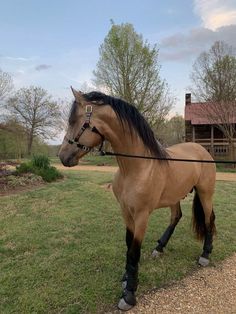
[66,105,104,152]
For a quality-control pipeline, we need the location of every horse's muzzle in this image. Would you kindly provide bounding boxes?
[59,151,78,167]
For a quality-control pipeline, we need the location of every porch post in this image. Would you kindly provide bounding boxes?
[192,125,195,142]
[210,125,214,157]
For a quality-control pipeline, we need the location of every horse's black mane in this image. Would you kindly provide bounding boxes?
[83,91,168,159]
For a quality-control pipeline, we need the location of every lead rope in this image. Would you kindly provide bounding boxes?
[99,149,236,164]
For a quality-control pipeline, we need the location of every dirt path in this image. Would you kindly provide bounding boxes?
[215,172,236,181]
[54,164,236,181]
[6,163,236,181]
[54,164,118,173]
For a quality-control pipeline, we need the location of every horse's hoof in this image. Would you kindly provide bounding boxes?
[198,256,209,267]
[118,298,134,311]
[118,289,136,311]
[152,249,163,258]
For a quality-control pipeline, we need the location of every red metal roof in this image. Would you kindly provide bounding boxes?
[185,102,236,125]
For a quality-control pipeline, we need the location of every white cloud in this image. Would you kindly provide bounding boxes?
[194,0,236,30]
[159,24,236,62]
[0,55,38,63]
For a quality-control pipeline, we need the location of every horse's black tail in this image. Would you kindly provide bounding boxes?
[192,190,216,241]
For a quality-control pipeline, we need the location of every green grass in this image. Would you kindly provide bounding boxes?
[81,154,117,166]
[50,155,117,166]
[0,171,235,313]
[216,164,236,172]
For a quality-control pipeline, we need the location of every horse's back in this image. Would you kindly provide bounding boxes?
[167,142,214,161]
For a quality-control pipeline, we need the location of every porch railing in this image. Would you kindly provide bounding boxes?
[195,140,236,157]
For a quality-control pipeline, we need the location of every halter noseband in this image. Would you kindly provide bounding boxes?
[66,105,104,152]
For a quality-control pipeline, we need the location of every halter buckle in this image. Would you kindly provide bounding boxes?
[86,105,93,113]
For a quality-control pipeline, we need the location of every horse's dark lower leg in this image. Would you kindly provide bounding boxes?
[193,189,216,266]
[153,225,178,254]
[121,228,134,286]
[118,212,149,311]
[152,203,182,257]
[199,210,215,266]
[119,238,141,310]
[126,228,133,250]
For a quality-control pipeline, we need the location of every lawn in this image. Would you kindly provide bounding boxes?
[216,163,236,172]
[50,154,117,166]
[0,171,235,313]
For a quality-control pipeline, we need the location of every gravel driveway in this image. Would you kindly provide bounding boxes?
[125,253,236,314]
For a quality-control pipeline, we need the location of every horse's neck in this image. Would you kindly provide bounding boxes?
[105,125,152,175]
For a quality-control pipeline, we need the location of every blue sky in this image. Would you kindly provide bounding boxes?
[1,0,236,120]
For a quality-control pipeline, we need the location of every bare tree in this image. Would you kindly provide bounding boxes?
[58,98,71,131]
[190,41,236,102]
[7,86,61,155]
[80,82,94,94]
[93,22,173,125]
[0,69,13,104]
[158,115,185,146]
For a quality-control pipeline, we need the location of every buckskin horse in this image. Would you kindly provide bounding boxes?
[58,88,216,311]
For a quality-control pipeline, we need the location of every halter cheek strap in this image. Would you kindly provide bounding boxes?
[66,105,104,152]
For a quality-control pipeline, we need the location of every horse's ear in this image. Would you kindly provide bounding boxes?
[71,86,83,101]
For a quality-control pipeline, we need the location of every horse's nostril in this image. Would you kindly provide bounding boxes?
[62,152,78,167]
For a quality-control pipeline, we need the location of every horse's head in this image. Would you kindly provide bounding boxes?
[58,88,104,167]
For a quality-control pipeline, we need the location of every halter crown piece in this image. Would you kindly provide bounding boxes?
[66,105,104,152]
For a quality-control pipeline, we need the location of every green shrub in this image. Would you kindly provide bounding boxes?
[31,155,50,169]
[36,166,63,182]
[16,155,62,182]
[16,162,34,174]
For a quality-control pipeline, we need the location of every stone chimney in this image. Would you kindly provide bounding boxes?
[185,93,191,105]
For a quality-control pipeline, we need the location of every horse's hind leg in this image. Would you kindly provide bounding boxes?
[152,202,182,258]
[192,189,216,266]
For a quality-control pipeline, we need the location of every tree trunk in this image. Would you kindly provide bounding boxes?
[27,129,34,156]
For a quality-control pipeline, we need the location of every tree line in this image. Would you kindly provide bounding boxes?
[0,82,61,158]
[1,22,236,160]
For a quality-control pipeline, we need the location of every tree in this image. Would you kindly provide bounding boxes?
[58,98,71,131]
[7,86,61,155]
[190,41,236,161]
[0,119,27,160]
[158,115,185,146]
[0,68,13,104]
[93,22,173,128]
[190,41,236,102]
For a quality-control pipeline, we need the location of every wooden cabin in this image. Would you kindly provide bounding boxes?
[184,93,236,159]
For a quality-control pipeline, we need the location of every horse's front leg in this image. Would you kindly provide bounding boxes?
[118,210,149,311]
